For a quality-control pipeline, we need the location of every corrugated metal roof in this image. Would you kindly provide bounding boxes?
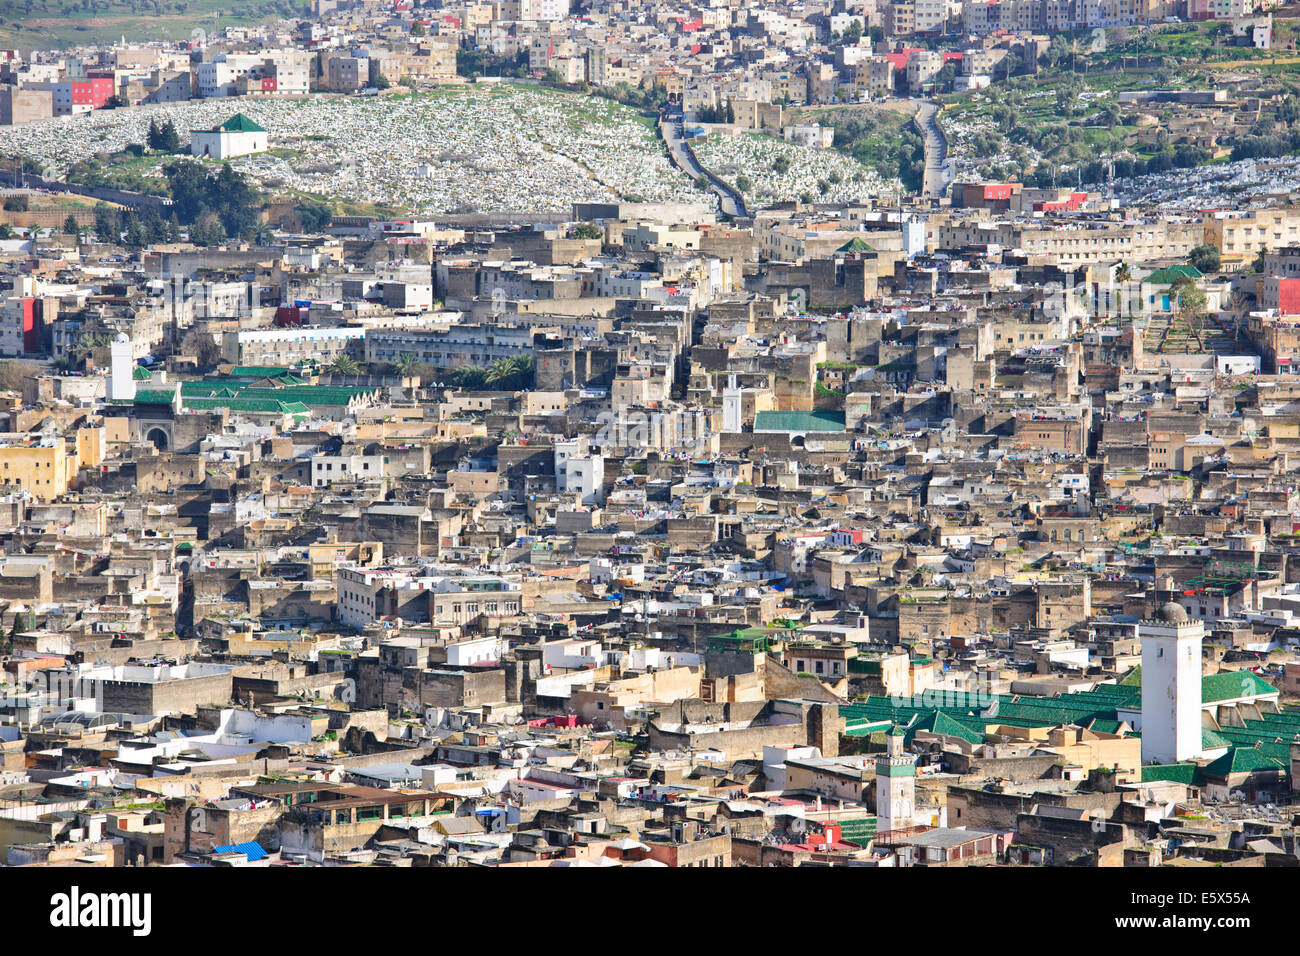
[213,841,268,861]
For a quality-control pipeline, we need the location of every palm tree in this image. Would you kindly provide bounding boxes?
[451,365,489,389]
[1114,261,1131,319]
[77,331,112,352]
[329,354,361,376]
[393,352,418,378]
[485,357,516,387]
[486,355,533,390]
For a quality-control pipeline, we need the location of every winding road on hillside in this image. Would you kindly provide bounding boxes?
[659,115,749,219]
[916,100,953,200]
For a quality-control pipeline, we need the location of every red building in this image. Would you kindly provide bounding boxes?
[50,76,115,114]
[954,182,1021,210]
[274,305,310,327]
[1,296,49,356]
[1034,191,1087,213]
[1259,276,1300,316]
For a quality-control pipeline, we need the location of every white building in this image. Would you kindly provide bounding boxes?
[363,323,532,370]
[197,52,310,97]
[108,332,136,401]
[783,123,834,148]
[222,326,365,366]
[336,566,521,629]
[444,635,501,667]
[722,373,742,432]
[554,438,604,504]
[190,113,268,160]
[311,452,388,487]
[540,638,602,670]
[503,0,571,20]
[875,727,916,832]
[1139,603,1204,764]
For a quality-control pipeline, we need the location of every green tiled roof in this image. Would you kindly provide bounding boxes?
[228,366,292,378]
[179,381,374,410]
[705,630,772,653]
[220,112,266,133]
[841,674,1295,786]
[1140,763,1198,785]
[1086,719,1128,735]
[836,237,874,254]
[131,366,152,380]
[1202,727,1231,750]
[1202,671,1278,704]
[839,678,1276,740]
[183,397,310,415]
[1144,264,1202,285]
[133,387,178,404]
[241,385,373,406]
[925,710,986,745]
[185,384,241,398]
[844,718,893,737]
[1202,745,1287,779]
[753,409,846,433]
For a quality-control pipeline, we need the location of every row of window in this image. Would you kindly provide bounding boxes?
[790,658,843,675]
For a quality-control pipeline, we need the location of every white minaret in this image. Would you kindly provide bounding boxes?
[722,372,742,433]
[875,726,916,834]
[108,333,135,401]
[1140,603,1204,764]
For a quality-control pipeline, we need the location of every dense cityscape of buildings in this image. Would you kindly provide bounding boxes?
[0,0,1285,125]
[0,0,1296,885]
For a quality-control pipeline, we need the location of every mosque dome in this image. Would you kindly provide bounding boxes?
[1157,602,1189,624]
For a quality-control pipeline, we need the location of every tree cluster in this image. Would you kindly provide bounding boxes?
[1188,244,1221,274]
[92,204,181,247]
[449,356,535,391]
[695,102,735,124]
[897,128,927,193]
[456,48,529,79]
[163,160,261,242]
[1060,145,1210,188]
[591,81,667,111]
[146,119,182,152]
